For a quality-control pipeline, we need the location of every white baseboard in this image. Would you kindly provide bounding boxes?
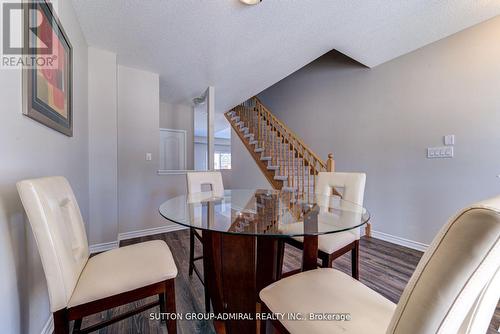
[88,225,187,254]
[371,230,429,252]
[95,226,425,255]
[89,240,119,254]
[41,316,54,334]
[118,224,188,241]
[97,225,427,254]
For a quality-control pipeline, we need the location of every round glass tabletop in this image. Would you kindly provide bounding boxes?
[159,189,370,237]
[159,189,369,237]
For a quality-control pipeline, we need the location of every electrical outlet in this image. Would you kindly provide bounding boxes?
[427,146,453,159]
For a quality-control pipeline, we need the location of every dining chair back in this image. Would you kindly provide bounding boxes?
[18,176,178,334]
[185,171,224,312]
[187,171,224,197]
[283,172,367,278]
[316,172,366,206]
[17,176,89,312]
[315,172,366,240]
[387,197,500,334]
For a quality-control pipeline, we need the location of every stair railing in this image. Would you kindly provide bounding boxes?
[228,98,373,237]
[232,97,335,201]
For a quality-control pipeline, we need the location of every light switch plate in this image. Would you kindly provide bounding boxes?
[146,153,152,161]
[444,135,455,146]
[427,146,453,159]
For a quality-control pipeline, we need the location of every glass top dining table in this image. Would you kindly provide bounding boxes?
[159,189,370,237]
[159,189,370,334]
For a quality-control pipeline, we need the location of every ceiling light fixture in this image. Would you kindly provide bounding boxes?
[240,0,261,5]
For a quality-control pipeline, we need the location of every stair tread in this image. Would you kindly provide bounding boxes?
[229,100,327,199]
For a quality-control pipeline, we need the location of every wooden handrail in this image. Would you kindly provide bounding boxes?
[226,99,372,236]
[253,97,327,171]
[227,97,336,204]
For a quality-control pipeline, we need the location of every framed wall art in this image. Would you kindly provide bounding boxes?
[23,0,73,136]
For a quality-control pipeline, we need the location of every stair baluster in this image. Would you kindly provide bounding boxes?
[225,97,373,237]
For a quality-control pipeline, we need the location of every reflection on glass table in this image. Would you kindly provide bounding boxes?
[159,189,369,237]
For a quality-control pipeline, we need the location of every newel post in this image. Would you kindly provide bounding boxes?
[326,153,335,172]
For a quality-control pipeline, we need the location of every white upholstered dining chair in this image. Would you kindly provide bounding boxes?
[260,195,500,334]
[17,177,178,334]
[186,171,224,312]
[285,172,366,278]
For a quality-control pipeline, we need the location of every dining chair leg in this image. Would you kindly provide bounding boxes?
[159,292,166,322]
[53,309,69,334]
[260,303,289,334]
[321,254,330,268]
[204,284,211,313]
[165,279,177,333]
[352,240,359,280]
[260,319,268,334]
[260,303,269,334]
[73,318,82,333]
[276,240,285,279]
[189,228,195,276]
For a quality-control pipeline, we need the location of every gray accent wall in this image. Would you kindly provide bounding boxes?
[0,1,89,333]
[231,129,271,190]
[256,17,500,245]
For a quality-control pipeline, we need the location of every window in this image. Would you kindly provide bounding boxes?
[214,152,231,170]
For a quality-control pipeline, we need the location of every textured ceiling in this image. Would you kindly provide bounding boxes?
[73,0,500,113]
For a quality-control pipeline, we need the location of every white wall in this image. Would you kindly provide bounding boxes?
[159,102,194,170]
[159,101,232,188]
[117,65,159,232]
[117,66,189,233]
[0,1,89,333]
[100,63,233,237]
[88,48,118,245]
[256,17,500,245]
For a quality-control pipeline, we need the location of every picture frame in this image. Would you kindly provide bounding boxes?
[22,0,73,136]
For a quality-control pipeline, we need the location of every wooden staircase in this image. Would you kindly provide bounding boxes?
[225,97,372,236]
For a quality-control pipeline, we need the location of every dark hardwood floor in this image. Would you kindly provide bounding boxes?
[78,229,499,334]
